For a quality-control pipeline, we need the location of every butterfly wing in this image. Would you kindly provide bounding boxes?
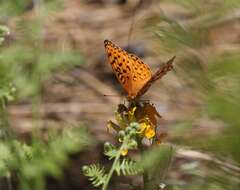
[151,56,175,81]
[104,40,152,99]
[136,56,175,99]
[127,53,152,98]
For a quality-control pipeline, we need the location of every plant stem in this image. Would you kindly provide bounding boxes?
[102,143,124,190]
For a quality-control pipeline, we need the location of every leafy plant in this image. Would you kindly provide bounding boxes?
[0,2,88,189]
[83,102,173,190]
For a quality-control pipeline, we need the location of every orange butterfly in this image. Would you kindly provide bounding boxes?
[104,39,175,100]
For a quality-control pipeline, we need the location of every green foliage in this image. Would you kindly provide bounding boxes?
[0,16,87,190]
[0,127,93,190]
[0,25,9,44]
[0,82,16,102]
[0,44,84,98]
[0,140,33,178]
[140,144,174,190]
[84,117,173,190]
[141,145,173,174]
[19,128,92,189]
[0,0,63,16]
[0,0,32,16]
[0,1,87,189]
[103,142,118,160]
[82,165,108,187]
[82,158,142,188]
[0,21,90,186]
[83,121,141,189]
[83,143,172,190]
[115,158,141,176]
[0,142,12,177]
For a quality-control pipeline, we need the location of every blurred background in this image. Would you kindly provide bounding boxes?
[0,0,240,189]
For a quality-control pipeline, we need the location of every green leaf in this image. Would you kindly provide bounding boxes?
[82,164,107,187]
[115,158,142,176]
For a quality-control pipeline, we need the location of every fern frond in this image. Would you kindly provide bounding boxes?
[82,164,107,187]
[104,143,118,160]
[115,159,142,176]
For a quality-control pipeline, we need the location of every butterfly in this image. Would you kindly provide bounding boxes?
[104,39,175,100]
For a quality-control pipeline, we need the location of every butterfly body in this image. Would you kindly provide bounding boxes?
[104,40,175,100]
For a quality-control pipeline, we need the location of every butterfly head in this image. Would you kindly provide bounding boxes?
[104,39,120,51]
[104,39,113,48]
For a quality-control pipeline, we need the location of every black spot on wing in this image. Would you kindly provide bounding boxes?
[133,75,137,81]
[110,60,115,65]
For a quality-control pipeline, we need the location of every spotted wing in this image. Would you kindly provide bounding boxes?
[104,40,152,99]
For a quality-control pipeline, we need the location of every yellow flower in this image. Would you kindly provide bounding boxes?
[138,121,156,139]
[121,149,128,156]
[128,106,136,121]
[129,107,136,115]
[144,126,155,139]
[138,122,147,134]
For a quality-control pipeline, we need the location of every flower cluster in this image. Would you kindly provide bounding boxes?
[106,102,165,155]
